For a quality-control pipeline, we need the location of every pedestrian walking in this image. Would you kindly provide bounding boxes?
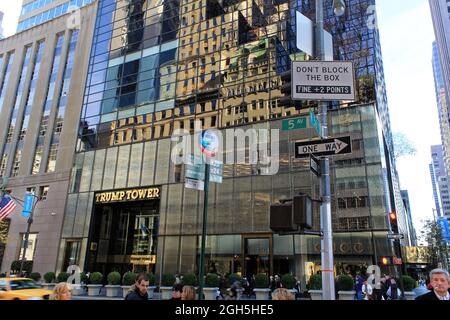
[362,279,373,300]
[171,283,183,300]
[416,268,450,301]
[181,285,195,300]
[124,273,149,300]
[355,274,364,300]
[50,282,72,300]
[272,288,294,300]
[386,280,401,300]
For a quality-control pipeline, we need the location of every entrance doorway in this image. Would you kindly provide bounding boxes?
[242,235,272,278]
[86,200,159,275]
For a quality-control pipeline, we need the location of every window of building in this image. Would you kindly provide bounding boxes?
[39,186,49,201]
[18,233,38,261]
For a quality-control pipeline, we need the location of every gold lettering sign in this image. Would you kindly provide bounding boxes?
[402,246,429,264]
[130,255,157,265]
[95,187,161,203]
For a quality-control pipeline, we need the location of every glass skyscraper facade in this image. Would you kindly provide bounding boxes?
[58,0,403,286]
[17,0,96,32]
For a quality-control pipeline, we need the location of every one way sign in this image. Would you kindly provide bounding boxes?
[294,136,352,158]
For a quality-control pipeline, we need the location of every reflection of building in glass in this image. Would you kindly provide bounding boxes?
[60,0,407,284]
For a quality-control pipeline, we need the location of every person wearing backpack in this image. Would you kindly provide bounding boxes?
[386,281,401,300]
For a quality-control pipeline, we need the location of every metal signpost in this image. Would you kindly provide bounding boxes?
[290,0,353,300]
[19,192,40,275]
[191,130,222,300]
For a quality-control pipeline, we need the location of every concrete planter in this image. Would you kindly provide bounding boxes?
[160,286,173,300]
[105,285,121,297]
[121,285,132,298]
[87,284,103,296]
[338,291,356,300]
[203,287,219,300]
[71,284,86,296]
[42,283,56,291]
[147,286,157,299]
[254,288,271,300]
[308,290,322,300]
[404,291,415,301]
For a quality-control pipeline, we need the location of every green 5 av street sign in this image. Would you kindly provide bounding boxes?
[282,112,322,137]
[282,117,307,131]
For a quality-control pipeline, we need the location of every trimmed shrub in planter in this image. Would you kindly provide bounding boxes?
[80,272,88,284]
[160,273,176,300]
[30,272,41,282]
[121,272,137,298]
[88,272,103,296]
[106,271,121,297]
[107,272,121,285]
[122,272,137,286]
[161,274,176,287]
[307,274,322,300]
[227,273,242,287]
[401,275,416,292]
[254,274,270,300]
[336,275,355,300]
[204,273,220,300]
[57,272,70,283]
[307,274,322,290]
[254,274,269,289]
[182,273,197,286]
[147,273,156,286]
[44,272,56,284]
[205,273,220,287]
[146,273,157,299]
[281,274,296,289]
[90,272,103,285]
[336,275,354,292]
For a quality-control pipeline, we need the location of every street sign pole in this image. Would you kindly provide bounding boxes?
[316,0,335,301]
[19,193,40,276]
[198,162,210,300]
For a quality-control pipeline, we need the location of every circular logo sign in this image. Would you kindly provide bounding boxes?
[199,130,219,157]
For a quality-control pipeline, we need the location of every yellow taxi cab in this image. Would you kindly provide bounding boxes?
[0,277,53,300]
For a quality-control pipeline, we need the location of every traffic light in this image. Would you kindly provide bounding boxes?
[293,194,313,229]
[270,194,313,233]
[389,212,398,233]
[381,257,390,266]
[270,202,297,232]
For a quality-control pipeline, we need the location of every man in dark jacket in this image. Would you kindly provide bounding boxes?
[416,268,449,301]
[125,273,149,300]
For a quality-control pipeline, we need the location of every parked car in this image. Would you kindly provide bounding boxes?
[0,277,52,300]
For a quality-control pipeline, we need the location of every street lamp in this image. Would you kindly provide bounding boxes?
[315,0,347,300]
[333,0,346,17]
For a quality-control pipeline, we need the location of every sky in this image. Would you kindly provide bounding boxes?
[0,1,441,237]
[377,0,439,235]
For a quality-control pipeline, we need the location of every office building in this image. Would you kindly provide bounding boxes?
[0,2,97,274]
[56,0,404,285]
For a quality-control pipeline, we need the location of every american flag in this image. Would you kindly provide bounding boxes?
[0,194,17,221]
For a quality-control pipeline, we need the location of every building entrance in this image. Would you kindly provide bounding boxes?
[86,198,159,276]
[243,235,272,278]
